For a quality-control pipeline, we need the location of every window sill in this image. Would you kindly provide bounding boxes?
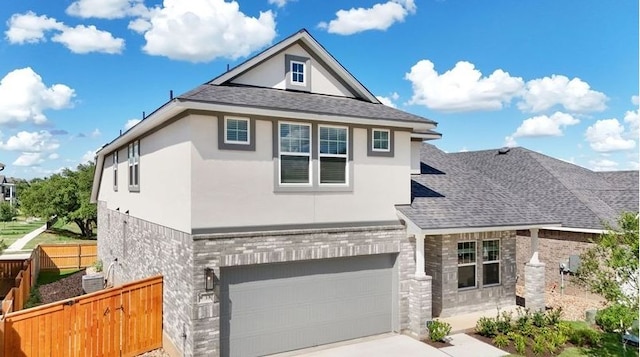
[482,283,502,288]
[457,286,478,291]
[274,185,353,193]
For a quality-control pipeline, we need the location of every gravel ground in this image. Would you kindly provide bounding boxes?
[516,284,606,321]
[38,270,87,304]
[137,349,171,357]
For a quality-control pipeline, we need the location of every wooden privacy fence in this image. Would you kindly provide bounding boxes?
[36,243,97,271]
[0,259,33,316]
[0,275,163,357]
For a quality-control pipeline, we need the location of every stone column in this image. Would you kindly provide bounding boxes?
[408,275,432,340]
[525,228,545,311]
[525,262,545,312]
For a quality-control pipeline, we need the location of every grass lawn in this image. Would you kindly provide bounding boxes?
[23,220,95,250]
[36,269,81,285]
[0,218,45,248]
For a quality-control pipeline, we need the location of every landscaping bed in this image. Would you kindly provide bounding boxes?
[25,269,86,308]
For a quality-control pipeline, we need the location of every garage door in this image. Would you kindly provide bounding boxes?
[220,254,396,357]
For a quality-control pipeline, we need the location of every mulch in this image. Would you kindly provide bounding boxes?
[468,332,579,357]
[38,270,86,304]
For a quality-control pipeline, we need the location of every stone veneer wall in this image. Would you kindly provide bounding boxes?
[191,225,412,357]
[97,202,195,356]
[516,230,595,294]
[426,231,517,317]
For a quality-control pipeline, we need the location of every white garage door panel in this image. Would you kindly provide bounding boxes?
[220,254,396,357]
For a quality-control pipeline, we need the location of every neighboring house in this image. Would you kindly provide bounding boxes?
[91,29,443,357]
[0,176,16,206]
[450,147,639,293]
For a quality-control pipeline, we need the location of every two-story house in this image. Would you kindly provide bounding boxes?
[91,29,560,357]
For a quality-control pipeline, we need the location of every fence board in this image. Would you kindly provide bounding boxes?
[37,244,97,271]
[0,275,162,357]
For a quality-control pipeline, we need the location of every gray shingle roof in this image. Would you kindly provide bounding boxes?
[179,84,436,125]
[450,147,639,230]
[397,144,559,230]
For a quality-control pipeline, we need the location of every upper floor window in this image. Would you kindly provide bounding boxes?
[113,151,118,191]
[319,126,348,184]
[225,117,250,145]
[128,140,140,191]
[483,240,500,285]
[457,241,476,289]
[279,122,311,184]
[372,129,390,152]
[290,61,305,85]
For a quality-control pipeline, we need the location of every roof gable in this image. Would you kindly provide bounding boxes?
[209,29,380,103]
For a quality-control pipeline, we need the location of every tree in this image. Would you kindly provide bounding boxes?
[0,201,17,226]
[577,212,639,330]
[20,163,97,237]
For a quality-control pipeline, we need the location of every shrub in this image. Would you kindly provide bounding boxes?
[532,335,546,355]
[428,319,451,342]
[476,316,498,337]
[508,332,526,355]
[568,326,602,347]
[515,309,535,337]
[92,259,103,272]
[496,310,513,334]
[595,304,635,333]
[545,307,563,326]
[532,310,546,328]
[493,334,509,348]
[24,287,41,309]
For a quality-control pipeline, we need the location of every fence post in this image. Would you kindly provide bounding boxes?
[78,244,81,270]
[0,313,5,357]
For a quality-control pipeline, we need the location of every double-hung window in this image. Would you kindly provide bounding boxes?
[279,123,311,184]
[128,140,140,190]
[372,129,390,152]
[457,241,476,289]
[113,151,118,191]
[224,117,250,145]
[318,126,348,184]
[290,61,305,85]
[483,240,500,285]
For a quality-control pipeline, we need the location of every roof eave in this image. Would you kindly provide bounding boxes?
[396,210,562,236]
[178,98,436,131]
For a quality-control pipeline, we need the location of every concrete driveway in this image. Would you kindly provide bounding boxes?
[269,333,509,357]
[269,334,450,357]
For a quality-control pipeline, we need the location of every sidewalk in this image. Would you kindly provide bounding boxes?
[4,223,47,252]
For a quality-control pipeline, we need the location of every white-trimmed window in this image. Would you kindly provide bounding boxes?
[318,126,348,184]
[128,140,140,190]
[279,122,311,184]
[290,61,305,85]
[483,240,500,285]
[113,151,118,191]
[372,129,390,152]
[224,117,250,145]
[458,241,476,289]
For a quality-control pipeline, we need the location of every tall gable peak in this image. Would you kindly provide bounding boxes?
[209,29,380,103]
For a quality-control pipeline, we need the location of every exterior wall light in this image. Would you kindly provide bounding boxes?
[205,268,215,291]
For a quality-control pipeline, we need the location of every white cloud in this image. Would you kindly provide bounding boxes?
[13,153,44,167]
[519,75,607,113]
[406,60,524,112]
[0,67,75,125]
[268,0,291,7]
[66,0,148,19]
[624,109,639,138]
[589,158,619,171]
[0,131,60,152]
[124,118,141,130]
[632,95,639,106]
[509,112,579,139]
[376,92,399,108]
[48,153,60,160]
[4,11,64,44]
[134,0,276,62]
[585,119,636,152]
[504,135,518,147]
[81,150,97,163]
[6,11,125,54]
[52,25,124,54]
[318,0,416,35]
[91,128,102,138]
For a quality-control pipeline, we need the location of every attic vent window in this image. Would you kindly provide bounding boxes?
[291,61,305,85]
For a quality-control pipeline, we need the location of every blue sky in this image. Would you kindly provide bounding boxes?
[0,0,637,178]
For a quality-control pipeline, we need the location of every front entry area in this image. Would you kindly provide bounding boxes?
[219,254,397,357]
